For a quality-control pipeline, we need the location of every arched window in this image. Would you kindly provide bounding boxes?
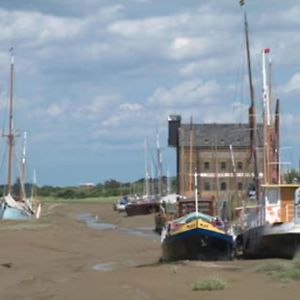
[220,161,226,170]
[204,182,210,191]
[237,161,243,170]
[238,182,243,190]
[204,162,210,170]
[220,182,227,190]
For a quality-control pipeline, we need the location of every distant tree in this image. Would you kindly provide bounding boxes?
[104,179,121,189]
[284,169,300,184]
[56,188,77,199]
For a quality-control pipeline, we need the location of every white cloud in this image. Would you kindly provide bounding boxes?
[169,37,207,60]
[282,73,300,94]
[0,1,299,185]
[0,9,85,47]
[148,79,224,108]
[75,94,121,120]
[46,103,64,117]
[108,14,184,38]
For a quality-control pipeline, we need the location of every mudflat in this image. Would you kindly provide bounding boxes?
[1,202,300,300]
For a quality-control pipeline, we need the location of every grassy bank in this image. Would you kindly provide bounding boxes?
[40,196,118,204]
[252,252,300,282]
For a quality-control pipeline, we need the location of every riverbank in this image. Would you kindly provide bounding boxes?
[1,202,300,300]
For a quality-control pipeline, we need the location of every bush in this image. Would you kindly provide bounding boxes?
[252,262,291,273]
[252,259,300,282]
[192,277,226,291]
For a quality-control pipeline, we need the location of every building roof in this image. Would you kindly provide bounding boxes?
[179,123,263,148]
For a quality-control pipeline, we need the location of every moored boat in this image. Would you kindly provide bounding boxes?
[0,50,40,221]
[235,14,300,258]
[236,184,300,259]
[113,196,129,212]
[154,196,214,234]
[161,172,233,261]
[161,211,233,261]
[125,198,160,216]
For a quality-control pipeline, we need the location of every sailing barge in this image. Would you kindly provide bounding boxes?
[161,173,233,261]
[237,184,300,259]
[235,14,300,259]
[161,211,233,261]
[0,50,40,220]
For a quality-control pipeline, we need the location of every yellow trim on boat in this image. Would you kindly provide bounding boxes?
[170,219,225,236]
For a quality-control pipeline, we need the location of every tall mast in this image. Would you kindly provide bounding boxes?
[244,12,260,204]
[274,99,280,183]
[194,171,198,216]
[20,131,27,200]
[262,48,271,183]
[156,130,163,196]
[144,138,150,197]
[188,117,193,195]
[7,49,15,194]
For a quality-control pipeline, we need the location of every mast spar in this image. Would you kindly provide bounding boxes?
[6,49,15,195]
[244,12,260,205]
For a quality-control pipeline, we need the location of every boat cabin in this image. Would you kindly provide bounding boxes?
[262,184,300,224]
[177,198,213,217]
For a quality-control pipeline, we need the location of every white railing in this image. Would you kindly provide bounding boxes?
[295,204,300,224]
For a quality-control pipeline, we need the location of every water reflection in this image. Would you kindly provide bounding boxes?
[75,213,116,230]
[76,213,159,242]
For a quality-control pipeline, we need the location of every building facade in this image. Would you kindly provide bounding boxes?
[168,116,264,208]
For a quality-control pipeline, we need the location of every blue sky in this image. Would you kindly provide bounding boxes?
[0,0,299,186]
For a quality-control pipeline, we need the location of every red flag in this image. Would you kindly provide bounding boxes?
[264,48,270,53]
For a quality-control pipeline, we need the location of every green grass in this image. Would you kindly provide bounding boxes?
[292,250,300,268]
[269,268,300,281]
[252,256,300,282]
[252,262,291,273]
[192,277,227,291]
[40,196,118,204]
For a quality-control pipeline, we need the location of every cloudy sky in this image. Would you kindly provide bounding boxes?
[0,0,299,186]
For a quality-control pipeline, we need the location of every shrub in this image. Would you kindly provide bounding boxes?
[192,277,226,291]
[252,262,291,273]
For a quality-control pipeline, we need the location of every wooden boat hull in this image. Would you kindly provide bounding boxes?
[125,202,160,216]
[237,223,300,259]
[162,224,233,261]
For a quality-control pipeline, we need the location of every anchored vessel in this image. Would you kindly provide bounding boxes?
[237,185,300,258]
[161,172,233,261]
[0,51,40,220]
[236,13,300,259]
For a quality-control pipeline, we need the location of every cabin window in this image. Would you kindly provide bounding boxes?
[237,161,243,170]
[204,161,210,170]
[220,182,227,191]
[238,182,243,190]
[204,182,210,191]
[266,188,280,204]
[220,161,226,170]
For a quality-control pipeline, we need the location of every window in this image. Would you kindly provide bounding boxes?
[238,182,243,190]
[220,182,227,190]
[204,161,210,170]
[204,182,210,191]
[220,161,226,170]
[237,161,243,170]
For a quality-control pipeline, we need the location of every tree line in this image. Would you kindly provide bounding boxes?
[1,169,298,200]
[0,177,177,199]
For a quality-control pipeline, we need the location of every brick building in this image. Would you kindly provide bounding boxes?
[168,115,264,206]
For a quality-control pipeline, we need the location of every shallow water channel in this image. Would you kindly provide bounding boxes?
[75,213,160,272]
[75,213,159,240]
